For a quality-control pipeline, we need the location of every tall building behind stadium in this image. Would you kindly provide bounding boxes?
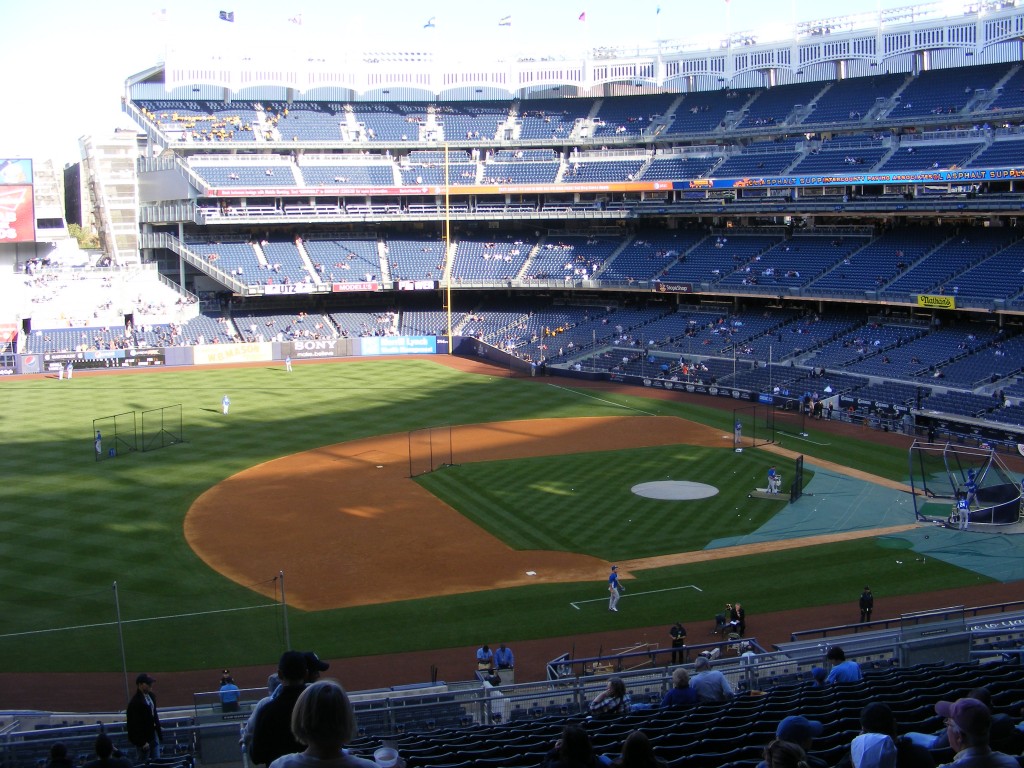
[3,0,1024,443]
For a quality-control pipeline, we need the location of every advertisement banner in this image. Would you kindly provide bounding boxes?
[290,339,342,359]
[264,283,320,295]
[194,342,272,365]
[42,348,165,370]
[359,336,437,356]
[332,281,380,293]
[917,294,956,310]
[0,185,35,243]
[0,323,18,343]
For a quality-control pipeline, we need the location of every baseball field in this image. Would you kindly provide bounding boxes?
[0,354,1016,709]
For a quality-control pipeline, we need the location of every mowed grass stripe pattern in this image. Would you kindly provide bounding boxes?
[0,360,988,673]
[418,447,788,560]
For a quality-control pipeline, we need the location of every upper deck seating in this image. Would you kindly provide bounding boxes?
[135,99,260,142]
[592,93,678,139]
[303,239,381,283]
[640,155,720,180]
[799,74,905,126]
[876,141,983,173]
[880,227,1017,300]
[601,231,706,283]
[664,90,752,134]
[734,82,823,129]
[889,63,1008,119]
[351,103,431,142]
[518,98,595,140]
[524,237,622,282]
[713,145,799,178]
[436,102,509,141]
[261,101,347,142]
[808,228,952,296]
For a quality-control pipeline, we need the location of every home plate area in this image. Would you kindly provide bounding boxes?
[630,481,719,500]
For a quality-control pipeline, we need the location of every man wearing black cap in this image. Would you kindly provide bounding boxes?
[248,651,308,766]
[303,651,330,682]
[126,673,162,761]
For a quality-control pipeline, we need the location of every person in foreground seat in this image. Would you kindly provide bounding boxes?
[934,697,1018,768]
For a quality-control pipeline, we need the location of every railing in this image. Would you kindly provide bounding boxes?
[791,601,1024,641]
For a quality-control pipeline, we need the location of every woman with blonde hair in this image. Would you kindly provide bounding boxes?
[269,680,397,768]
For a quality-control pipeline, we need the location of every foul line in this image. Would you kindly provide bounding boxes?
[548,383,659,416]
[570,584,702,610]
[776,431,832,446]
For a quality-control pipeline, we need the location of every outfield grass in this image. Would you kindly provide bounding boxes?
[0,360,989,673]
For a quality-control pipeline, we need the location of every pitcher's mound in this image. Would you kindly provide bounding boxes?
[631,481,719,500]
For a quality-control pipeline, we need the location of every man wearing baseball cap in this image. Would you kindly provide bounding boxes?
[935,697,1018,768]
[126,673,162,761]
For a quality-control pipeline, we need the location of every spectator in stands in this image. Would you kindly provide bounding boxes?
[756,718,827,768]
[762,739,811,768]
[849,734,897,768]
[833,702,934,768]
[267,680,382,768]
[126,673,163,761]
[542,724,600,768]
[304,652,330,682]
[589,676,632,717]
[249,650,309,766]
[933,697,1019,768]
[46,743,74,768]
[660,667,697,708]
[82,734,131,768]
[690,655,735,703]
[906,688,1019,753]
[825,646,863,683]
[609,730,667,768]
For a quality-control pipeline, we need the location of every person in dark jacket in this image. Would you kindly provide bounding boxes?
[126,674,162,761]
[542,725,600,768]
[249,651,309,766]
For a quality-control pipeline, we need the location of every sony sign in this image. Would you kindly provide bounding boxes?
[292,339,337,358]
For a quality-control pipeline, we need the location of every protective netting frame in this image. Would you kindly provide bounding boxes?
[408,423,454,478]
[732,403,776,449]
[92,411,138,462]
[142,403,184,452]
[908,440,1022,528]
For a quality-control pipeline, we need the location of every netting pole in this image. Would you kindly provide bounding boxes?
[113,581,130,705]
[279,571,290,649]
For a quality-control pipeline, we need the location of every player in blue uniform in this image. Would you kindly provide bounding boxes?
[608,565,622,612]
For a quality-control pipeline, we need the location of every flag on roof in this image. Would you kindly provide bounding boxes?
[578,11,586,21]
[424,16,436,28]
[499,15,512,26]
[218,10,234,22]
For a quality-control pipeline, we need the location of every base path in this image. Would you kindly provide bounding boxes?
[185,415,730,610]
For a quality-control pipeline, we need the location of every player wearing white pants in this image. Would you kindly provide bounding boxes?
[608,565,622,612]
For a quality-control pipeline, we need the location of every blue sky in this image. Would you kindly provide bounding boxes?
[1,0,918,166]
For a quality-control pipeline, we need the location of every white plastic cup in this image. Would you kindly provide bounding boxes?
[373,747,399,767]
